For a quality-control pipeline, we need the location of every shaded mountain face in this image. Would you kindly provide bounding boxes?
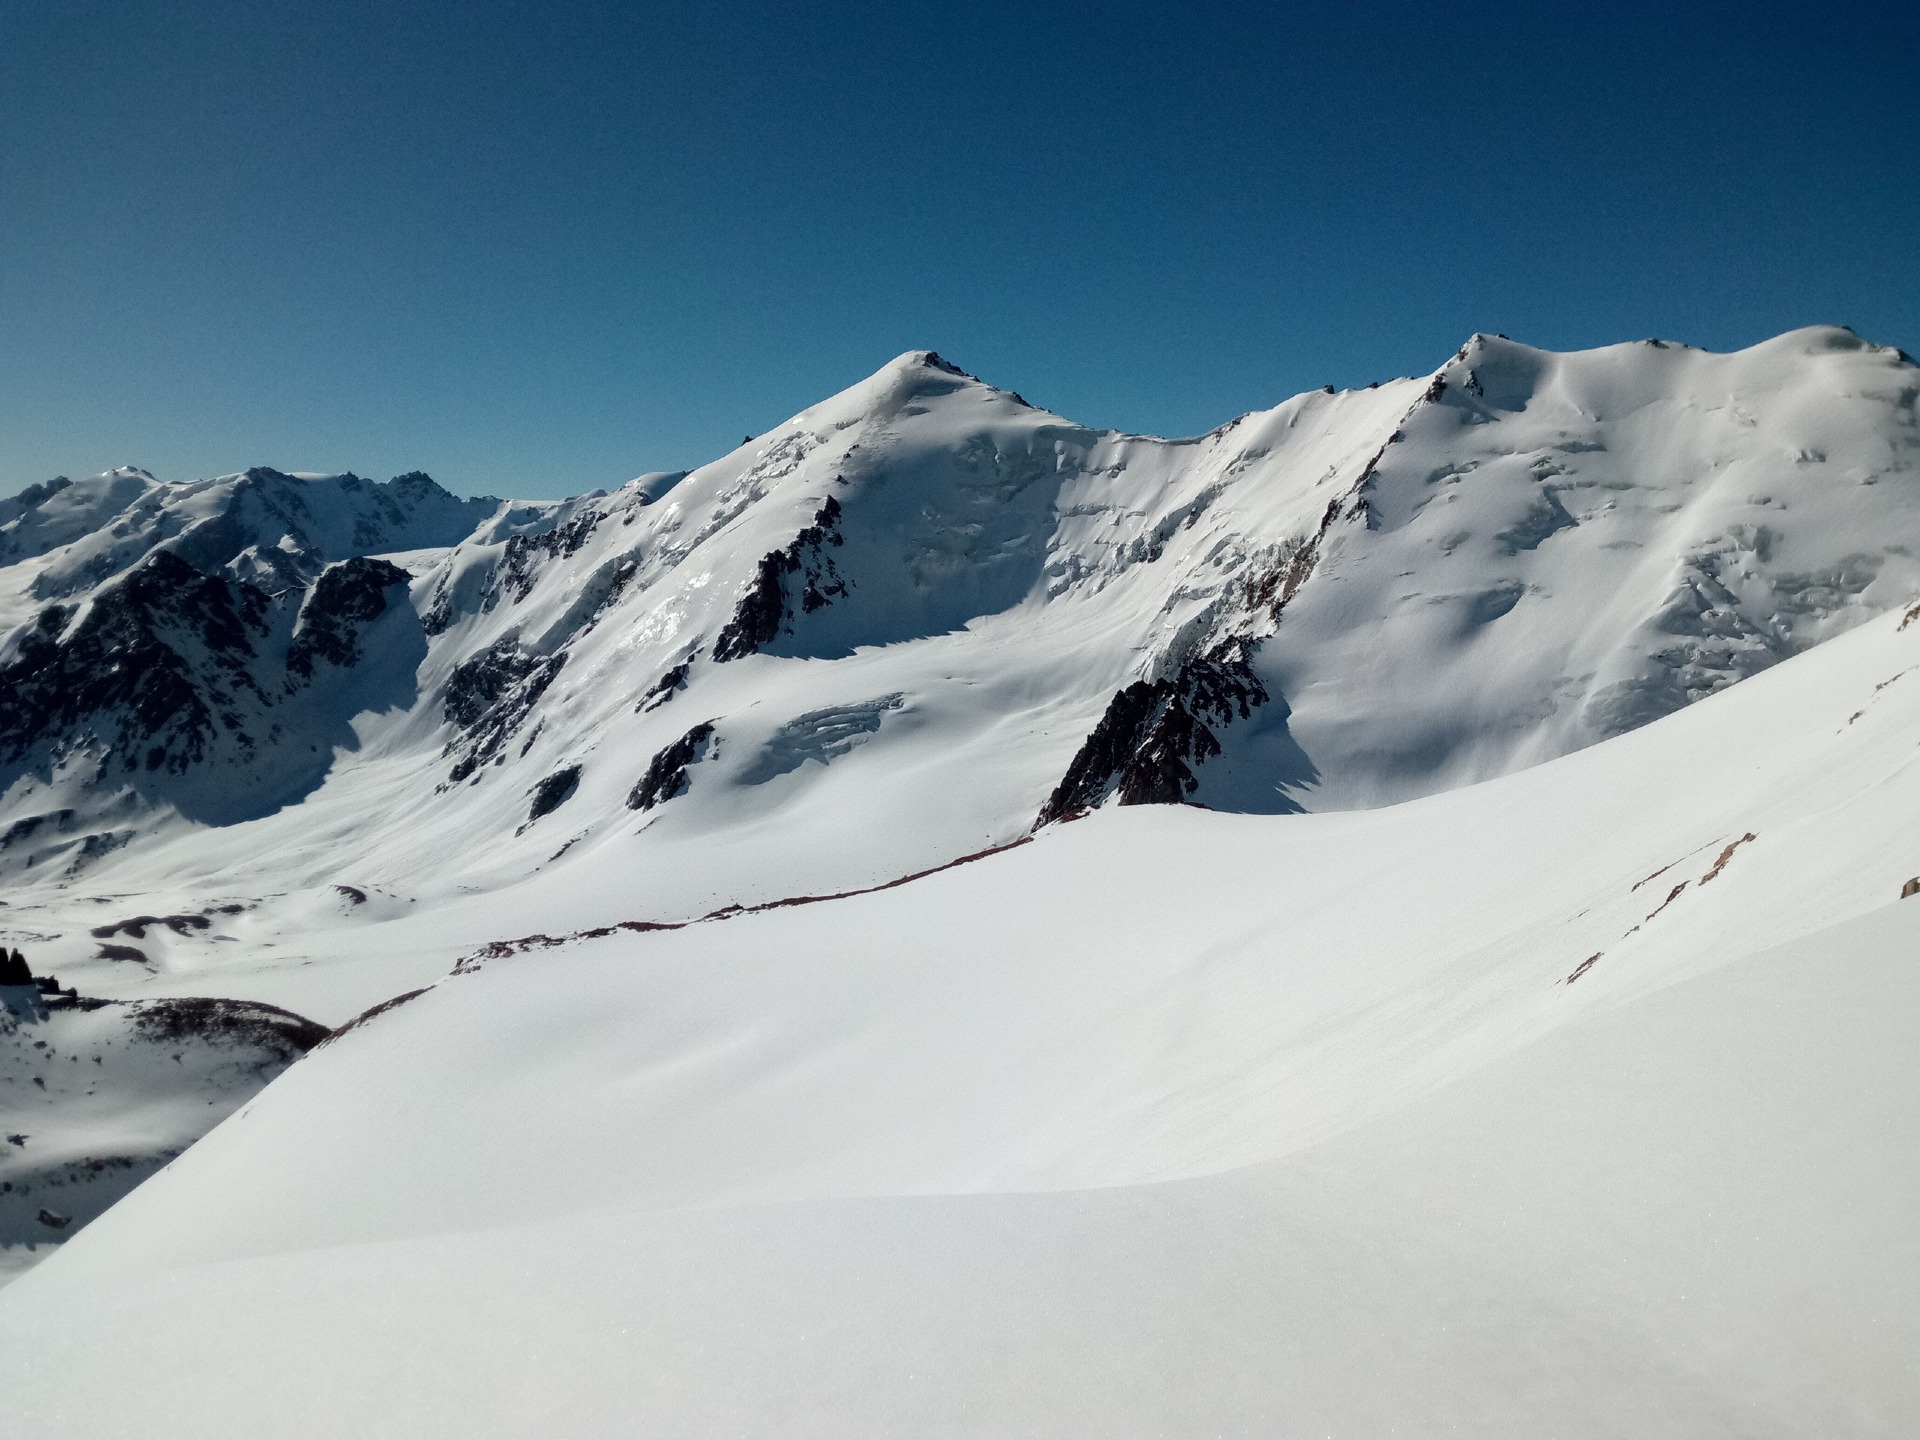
[0,470,486,856]
[3,328,1919,901]
[0,551,423,833]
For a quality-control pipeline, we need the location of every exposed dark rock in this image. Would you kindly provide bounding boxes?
[442,637,568,783]
[713,496,848,661]
[91,914,213,940]
[128,996,330,1059]
[1243,498,1342,618]
[420,586,458,637]
[95,945,149,964]
[527,764,582,822]
[0,809,75,849]
[639,660,691,712]
[0,535,425,828]
[317,987,431,1048]
[444,637,535,728]
[9,476,72,511]
[1036,638,1269,826]
[452,835,1041,977]
[713,552,789,661]
[484,509,602,610]
[0,948,30,986]
[628,723,716,811]
[0,549,275,780]
[1036,482,1361,830]
[286,557,412,679]
[73,831,134,867]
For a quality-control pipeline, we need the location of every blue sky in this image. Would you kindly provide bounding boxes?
[2,1,1913,499]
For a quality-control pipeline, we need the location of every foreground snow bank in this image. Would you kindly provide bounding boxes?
[7,911,1913,1437]
[5,600,1920,1435]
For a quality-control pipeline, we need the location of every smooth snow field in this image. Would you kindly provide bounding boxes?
[2,592,1917,1436]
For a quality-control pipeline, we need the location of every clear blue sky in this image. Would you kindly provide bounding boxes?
[2,1,1914,500]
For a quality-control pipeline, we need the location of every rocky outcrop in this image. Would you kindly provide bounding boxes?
[286,557,412,680]
[638,660,692,712]
[628,723,716,811]
[1,988,329,1252]
[442,638,568,783]
[713,497,848,661]
[0,540,427,828]
[483,509,603,610]
[0,549,277,779]
[526,765,582,823]
[127,996,331,1061]
[1036,639,1269,825]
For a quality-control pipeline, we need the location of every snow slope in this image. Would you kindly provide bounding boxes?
[3,587,1918,1436]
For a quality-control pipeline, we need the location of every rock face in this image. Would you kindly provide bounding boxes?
[0,546,421,830]
[628,724,715,812]
[286,558,415,678]
[713,496,848,661]
[526,765,582,823]
[5,329,1920,894]
[443,638,568,784]
[1037,640,1271,823]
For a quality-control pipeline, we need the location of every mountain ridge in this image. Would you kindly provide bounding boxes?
[2,324,1918,983]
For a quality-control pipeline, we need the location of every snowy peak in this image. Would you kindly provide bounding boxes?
[0,466,496,609]
[4,326,1920,914]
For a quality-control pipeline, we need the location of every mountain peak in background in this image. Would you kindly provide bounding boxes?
[3,324,1916,886]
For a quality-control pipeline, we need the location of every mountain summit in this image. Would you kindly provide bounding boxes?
[3,326,1917,906]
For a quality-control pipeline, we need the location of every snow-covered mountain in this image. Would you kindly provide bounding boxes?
[3,326,1920,1434]
[4,326,1919,957]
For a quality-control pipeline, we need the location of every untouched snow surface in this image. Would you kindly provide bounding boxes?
[3,592,1919,1435]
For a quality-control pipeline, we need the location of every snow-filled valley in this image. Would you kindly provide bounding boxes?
[2,326,1919,1434]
